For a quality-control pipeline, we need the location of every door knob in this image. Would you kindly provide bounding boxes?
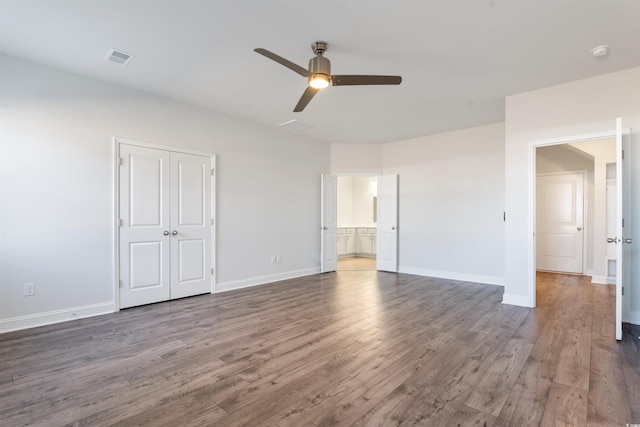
[607,238,617,244]
[172,230,178,235]
[323,227,328,230]
[577,227,582,231]
[392,227,396,230]
[623,238,633,244]
[163,231,169,236]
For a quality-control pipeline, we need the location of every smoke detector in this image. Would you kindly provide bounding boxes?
[590,45,609,57]
[104,48,135,65]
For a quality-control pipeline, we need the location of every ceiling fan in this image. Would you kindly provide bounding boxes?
[254,41,402,112]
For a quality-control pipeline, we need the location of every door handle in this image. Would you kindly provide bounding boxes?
[623,238,632,244]
[163,230,169,236]
[577,227,582,231]
[323,227,328,230]
[607,238,617,244]
[172,230,178,235]
[392,227,396,230]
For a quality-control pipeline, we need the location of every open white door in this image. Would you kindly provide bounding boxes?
[376,174,398,272]
[614,118,631,340]
[321,174,338,273]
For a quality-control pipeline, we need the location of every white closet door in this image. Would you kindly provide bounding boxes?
[170,152,212,299]
[119,144,212,308]
[119,145,171,308]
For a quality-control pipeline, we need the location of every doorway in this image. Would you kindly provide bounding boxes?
[321,174,398,273]
[529,119,629,340]
[535,139,613,279]
[337,176,378,271]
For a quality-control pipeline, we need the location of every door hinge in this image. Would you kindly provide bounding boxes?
[211,168,215,176]
[119,218,124,227]
[622,150,625,160]
[622,286,624,296]
[503,212,506,222]
[211,218,215,226]
[211,268,215,275]
[119,280,124,289]
[119,157,124,166]
[622,218,625,228]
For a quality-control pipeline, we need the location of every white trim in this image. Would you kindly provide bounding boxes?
[624,309,640,325]
[215,268,320,293]
[527,129,620,308]
[0,302,115,334]
[502,293,532,308]
[398,266,504,286]
[114,136,214,157]
[590,275,608,285]
[211,154,217,293]
[112,138,120,311]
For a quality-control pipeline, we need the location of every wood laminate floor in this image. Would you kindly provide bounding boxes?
[338,257,376,271]
[1,271,639,426]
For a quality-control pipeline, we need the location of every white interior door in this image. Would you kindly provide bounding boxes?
[614,118,631,340]
[376,174,398,272]
[536,173,584,273]
[119,145,171,308]
[321,174,338,273]
[170,152,212,299]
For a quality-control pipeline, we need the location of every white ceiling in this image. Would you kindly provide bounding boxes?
[1,1,639,144]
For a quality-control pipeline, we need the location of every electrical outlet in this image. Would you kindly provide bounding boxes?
[24,282,35,296]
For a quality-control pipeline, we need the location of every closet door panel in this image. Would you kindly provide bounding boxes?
[170,152,212,299]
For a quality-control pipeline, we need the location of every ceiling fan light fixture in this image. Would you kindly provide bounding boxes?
[309,73,330,89]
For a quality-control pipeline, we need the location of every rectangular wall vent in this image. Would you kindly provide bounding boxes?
[105,48,135,65]
[279,119,313,131]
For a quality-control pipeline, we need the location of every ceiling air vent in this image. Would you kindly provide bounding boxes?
[279,119,313,131]
[104,48,134,65]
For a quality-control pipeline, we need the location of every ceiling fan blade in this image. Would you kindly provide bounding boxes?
[254,48,309,77]
[331,75,402,86]
[293,87,320,112]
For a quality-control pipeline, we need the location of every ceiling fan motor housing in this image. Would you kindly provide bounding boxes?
[308,55,331,84]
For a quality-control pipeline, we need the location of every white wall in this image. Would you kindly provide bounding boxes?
[0,55,329,332]
[382,123,505,285]
[331,144,382,174]
[337,177,354,226]
[504,67,640,324]
[337,176,377,227]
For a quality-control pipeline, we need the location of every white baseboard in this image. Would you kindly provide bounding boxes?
[501,293,532,308]
[398,266,505,287]
[591,275,608,285]
[0,302,115,334]
[624,309,640,326]
[215,267,320,293]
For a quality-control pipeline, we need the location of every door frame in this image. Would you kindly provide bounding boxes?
[328,173,399,272]
[535,170,587,275]
[527,129,620,308]
[113,137,217,311]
